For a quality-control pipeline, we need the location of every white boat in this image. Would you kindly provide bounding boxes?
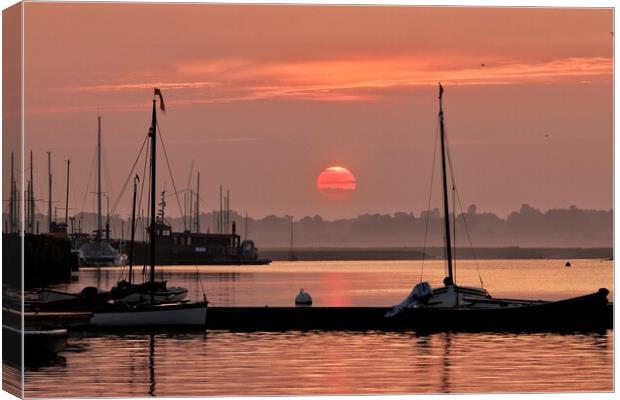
[90,301,207,327]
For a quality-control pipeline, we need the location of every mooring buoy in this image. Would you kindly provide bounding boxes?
[295,288,312,306]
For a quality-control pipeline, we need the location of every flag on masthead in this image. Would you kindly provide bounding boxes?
[154,88,165,114]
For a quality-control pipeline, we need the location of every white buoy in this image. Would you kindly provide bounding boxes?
[295,288,312,306]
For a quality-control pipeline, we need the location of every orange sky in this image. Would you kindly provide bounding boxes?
[18,4,613,220]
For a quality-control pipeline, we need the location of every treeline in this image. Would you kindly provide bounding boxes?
[29,203,612,248]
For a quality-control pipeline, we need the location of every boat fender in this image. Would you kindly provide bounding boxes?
[295,288,313,306]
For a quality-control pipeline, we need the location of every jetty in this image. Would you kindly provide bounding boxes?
[13,297,612,333]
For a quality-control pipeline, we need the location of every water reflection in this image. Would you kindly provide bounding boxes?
[148,335,155,397]
[46,259,613,307]
[21,329,612,397]
[22,260,613,397]
[441,332,452,393]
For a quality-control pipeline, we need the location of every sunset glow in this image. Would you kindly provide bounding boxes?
[18,4,613,219]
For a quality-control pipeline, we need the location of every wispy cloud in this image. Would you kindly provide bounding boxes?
[65,81,218,92]
[32,55,612,115]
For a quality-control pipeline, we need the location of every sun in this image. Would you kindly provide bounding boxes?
[316,166,357,200]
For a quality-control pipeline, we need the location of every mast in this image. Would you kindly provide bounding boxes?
[65,159,70,225]
[188,189,193,232]
[29,150,34,234]
[105,195,110,240]
[289,217,295,259]
[219,185,223,234]
[47,151,52,230]
[195,172,200,233]
[128,175,139,285]
[10,152,15,232]
[438,83,454,285]
[149,92,158,304]
[226,190,230,234]
[97,116,102,240]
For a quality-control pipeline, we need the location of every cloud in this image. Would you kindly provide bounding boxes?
[31,55,612,115]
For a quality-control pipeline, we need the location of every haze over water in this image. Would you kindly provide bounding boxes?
[20,259,613,397]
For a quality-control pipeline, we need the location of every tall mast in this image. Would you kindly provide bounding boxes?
[188,189,193,232]
[29,150,34,234]
[226,190,230,234]
[196,172,200,233]
[438,83,454,285]
[47,151,52,230]
[289,217,295,258]
[105,195,110,240]
[219,185,223,234]
[128,175,139,285]
[97,116,102,240]
[149,92,158,303]
[65,159,70,225]
[10,152,15,232]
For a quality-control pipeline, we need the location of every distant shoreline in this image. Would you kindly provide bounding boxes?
[261,247,613,261]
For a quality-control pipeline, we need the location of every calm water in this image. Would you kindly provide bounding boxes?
[20,259,614,396]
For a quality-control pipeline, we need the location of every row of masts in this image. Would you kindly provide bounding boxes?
[7,110,236,239]
[6,152,239,240]
[6,150,72,235]
[181,178,233,235]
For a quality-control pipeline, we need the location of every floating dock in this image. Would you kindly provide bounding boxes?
[12,296,613,333]
[205,303,613,332]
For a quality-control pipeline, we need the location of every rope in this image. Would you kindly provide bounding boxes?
[79,144,98,215]
[194,265,210,304]
[454,188,484,288]
[156,120,186,230]
[110,134,149,216]
[443,119,484,288]
[452,185,456,284]
[419,120,440,283]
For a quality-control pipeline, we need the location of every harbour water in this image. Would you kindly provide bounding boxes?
[18,259,614,396]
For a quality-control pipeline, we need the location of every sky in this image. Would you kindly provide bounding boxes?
[16,3,613,220]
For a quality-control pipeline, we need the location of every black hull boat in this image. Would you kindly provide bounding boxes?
[3,324,68,361]
[376,84,612,333]
[387,288,610,332]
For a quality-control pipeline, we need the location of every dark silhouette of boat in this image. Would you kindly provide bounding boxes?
[384,84,610,331]
[78,117,125,266]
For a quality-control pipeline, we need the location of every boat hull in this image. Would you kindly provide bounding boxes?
[389,288,611,332]
[204,290,611,332]
[90,302,208,328]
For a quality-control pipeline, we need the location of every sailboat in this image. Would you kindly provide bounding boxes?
[78,116,125,266]
[385,84,609,331]
[89,89,208,327]
[38,176,188,308]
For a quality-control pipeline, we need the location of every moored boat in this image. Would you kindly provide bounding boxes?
[89,88,208,328]
[385,84,610,331]
[90,301,207,328]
